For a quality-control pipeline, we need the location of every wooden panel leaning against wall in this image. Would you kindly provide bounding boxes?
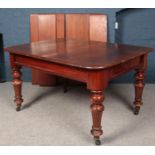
[30,13,107,86]
[30,14,65,86]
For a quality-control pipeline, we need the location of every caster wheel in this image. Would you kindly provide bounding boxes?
[95,139,101,145]
[134,106,140,115]
[16,106,21,112]
[94,137,101,145]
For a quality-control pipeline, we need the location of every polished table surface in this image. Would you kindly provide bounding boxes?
[5,39,152,145]
[5,39,152,70]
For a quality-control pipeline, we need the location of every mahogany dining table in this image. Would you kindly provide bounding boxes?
[5,39,152,145]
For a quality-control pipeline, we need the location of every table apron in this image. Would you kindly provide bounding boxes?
[14,55,89,83]
[109,56,144,79]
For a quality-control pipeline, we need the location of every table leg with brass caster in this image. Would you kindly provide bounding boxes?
[133,68,145,115]
[90,91,104,146]
[12,66,23,112]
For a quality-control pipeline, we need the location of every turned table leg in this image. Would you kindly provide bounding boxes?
[133,69,145,115]
[90,91,104,145]
[12,66,23,111]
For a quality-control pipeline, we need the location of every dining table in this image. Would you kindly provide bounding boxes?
[5,39,153,145]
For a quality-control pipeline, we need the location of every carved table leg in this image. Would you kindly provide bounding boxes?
[90,91,104,145]
[133,69,145,115]
[12,66,23,111]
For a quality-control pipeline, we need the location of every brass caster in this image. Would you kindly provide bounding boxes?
[94,137,101,145]
[16,106,21,112]
[134,106,140,115]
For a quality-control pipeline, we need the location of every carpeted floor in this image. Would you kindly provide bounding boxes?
[0,82,155,146]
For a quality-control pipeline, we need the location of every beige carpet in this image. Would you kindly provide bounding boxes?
[0,82,155,146]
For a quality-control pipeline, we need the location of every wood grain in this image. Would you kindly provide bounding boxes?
[66,14,89,41]
[89,14,107,42]
[30,15,39,42]
[5,40,152,70]
[56,14,65,39]
[38,15,56,41]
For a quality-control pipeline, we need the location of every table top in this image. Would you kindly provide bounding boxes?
[5,39,152,70]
